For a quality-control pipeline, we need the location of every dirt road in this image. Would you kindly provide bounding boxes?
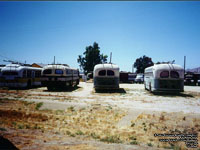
[0,82,200,149]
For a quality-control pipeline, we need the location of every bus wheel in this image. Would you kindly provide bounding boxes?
[144,83,147,90]
[149,84,152,92]
[47,86,53,91]
[76,80,79,86]
[27,80,31,88]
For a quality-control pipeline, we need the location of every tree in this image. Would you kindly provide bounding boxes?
[77,42,108,74]
[134,55,154,73]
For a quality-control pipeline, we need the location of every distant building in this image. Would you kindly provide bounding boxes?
[32,63,47,68]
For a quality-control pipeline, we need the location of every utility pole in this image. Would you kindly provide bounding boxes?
[110,52,112,64]
[184,56,186,75]
[132,64,134,73]
[54,56,55,64]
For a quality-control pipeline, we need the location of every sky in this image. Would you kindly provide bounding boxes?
[0,1,200,72]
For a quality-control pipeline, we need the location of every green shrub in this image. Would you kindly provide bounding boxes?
[35,102,43,110]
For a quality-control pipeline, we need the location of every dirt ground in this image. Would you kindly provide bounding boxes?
[0,82,200,150]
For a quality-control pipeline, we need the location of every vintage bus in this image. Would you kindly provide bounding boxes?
[41,64,79,90]
[0,65,6,87]
[144,64,184,92]
[93,63,120,90]
[0,63,42,88]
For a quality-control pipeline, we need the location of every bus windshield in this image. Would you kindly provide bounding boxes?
[43,69,52,74]
[55,69,63,74]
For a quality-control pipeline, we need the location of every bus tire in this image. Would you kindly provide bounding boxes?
[76,79,79,86]
[144,82,147,90]
[47,86,53,91]
[149,84,152,92]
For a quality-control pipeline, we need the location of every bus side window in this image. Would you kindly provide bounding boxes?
[73,70,77,74]
[32,71,35,78]
[27,70,32,78]
[35,71,41,77]
[69,70,72,75]
[23,70,27,77]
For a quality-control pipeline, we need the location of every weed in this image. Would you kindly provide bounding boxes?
[76,130,84,135]
[70,134,75,137]
[147,143,153,147]
[108,106,112,110]
[68,106,75,112]
[34,124,40,129]
[131,123,135,127]
[129,136,138,145]
[66,130,75,137]
[129,136,137,141]
[12,122,17,126]
[66,131,71,135]
[91,133,100,139]
[0,127,6,131]
[130,140,138,145]
[163,146,173,149]
[172,145,181,150]
[100,135,122,143]
[18,124,24,129]
[25,124,30,129]
[35,102,43,110]
[55,110,64,115]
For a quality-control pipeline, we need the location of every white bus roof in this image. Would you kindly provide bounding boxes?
[94,63,119,71]
[145,64,183,72]
[43,64,78,71]
[2,64,42,72]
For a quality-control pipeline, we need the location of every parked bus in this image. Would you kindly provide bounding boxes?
[93,63,119,90]
[41,64,79,90]
[0,65,6,87]
[0,63,42,88]
[144,64,184,92]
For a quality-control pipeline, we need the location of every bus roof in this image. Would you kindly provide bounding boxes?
[43,64,78,71]
[94,63,119,71]
[145,64,183,72]
[2,64,42,72]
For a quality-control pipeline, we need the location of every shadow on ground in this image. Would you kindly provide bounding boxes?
[95,88,126,94]
[152,92,194,98]
[44,86,81,92]
[0,86,41,91]
[0,136,19,150]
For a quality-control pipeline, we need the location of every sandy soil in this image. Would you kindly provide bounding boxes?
[0,82,200,149]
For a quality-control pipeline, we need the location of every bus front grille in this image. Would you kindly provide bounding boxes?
[94,77,119,86]
[158,80,183,89]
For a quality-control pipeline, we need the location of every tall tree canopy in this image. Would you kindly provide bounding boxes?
[77,42,108,74]
[134,55,154,73]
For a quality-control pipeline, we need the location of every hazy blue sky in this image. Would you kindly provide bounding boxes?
[0,1,200,71]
